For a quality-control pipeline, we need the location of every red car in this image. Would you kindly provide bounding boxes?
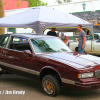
[0,34,100,96]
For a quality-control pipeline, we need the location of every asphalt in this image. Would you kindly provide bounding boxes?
[0,74,100,100]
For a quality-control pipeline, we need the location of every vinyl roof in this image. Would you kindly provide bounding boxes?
[11,33,56,38]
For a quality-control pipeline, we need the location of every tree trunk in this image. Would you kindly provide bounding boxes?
[0,0,4,35]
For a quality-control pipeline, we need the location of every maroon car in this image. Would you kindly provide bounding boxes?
[0,33,100,96]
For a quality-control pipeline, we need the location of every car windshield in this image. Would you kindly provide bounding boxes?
[30,38,72,53]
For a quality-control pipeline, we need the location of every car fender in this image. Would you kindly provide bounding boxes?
[40,66,62,81]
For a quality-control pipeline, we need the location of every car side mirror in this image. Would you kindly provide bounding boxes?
[24,50,32,55]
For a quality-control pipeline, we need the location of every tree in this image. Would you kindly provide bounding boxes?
[56,0,71,4]
[0,0,4,35]
[24,0,48,7]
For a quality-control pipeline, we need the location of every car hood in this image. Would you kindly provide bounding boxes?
[40,52,100,69]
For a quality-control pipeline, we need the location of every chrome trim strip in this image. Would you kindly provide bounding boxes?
[0,61,40,76]
[29,39,36,54]
[61,78,75,85]
[35,71,40,76]
[76,84,100,88]
[76,81,100,85]
[5,35,12,49]
[61,78,100,87]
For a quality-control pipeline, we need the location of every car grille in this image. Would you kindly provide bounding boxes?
[95,70,100,78]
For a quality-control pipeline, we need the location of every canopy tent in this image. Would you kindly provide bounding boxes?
[0,6,93,34]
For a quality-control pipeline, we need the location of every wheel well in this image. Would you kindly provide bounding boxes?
[40,68,62,86]
[75,47,78,52]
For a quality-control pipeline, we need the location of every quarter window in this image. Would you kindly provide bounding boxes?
[9,37,32,52]
[0,36,9,47]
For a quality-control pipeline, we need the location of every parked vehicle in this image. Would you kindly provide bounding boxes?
[87,33,100,40]
[0,34,100,96]
[69,33,100,55]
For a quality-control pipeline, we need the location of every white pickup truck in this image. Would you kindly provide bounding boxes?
[69,33,100,55]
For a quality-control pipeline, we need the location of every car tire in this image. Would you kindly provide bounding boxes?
[42,75,61,96]
[75,47,78,52]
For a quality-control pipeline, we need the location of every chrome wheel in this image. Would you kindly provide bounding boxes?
[43,80,54,94]
[42,75,61,96]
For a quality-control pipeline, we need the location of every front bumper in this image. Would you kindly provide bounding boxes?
[62,78,100,91]
[75,80,100,91]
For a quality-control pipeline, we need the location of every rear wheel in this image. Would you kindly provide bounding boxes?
[42,75,61,96]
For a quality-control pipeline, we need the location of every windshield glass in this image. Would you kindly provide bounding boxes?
[87,35,93,40]
[30,38,72,53]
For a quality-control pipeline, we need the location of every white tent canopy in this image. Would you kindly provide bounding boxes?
[0,6,93,34]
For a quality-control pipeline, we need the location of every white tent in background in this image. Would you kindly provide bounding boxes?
[0,6,93,34]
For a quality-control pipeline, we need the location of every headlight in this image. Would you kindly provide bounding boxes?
[78,72,94,78]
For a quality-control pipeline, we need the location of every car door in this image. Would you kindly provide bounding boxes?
[1,36,37,75]
[92,39,100,54]
[0,35,10,62]
[85,40,94,54]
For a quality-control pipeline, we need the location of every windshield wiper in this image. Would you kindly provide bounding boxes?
[60,48,67,51]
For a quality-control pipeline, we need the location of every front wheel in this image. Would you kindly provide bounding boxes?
[42,75,61,96]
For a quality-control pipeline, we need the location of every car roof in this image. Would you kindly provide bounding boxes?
[94,33,100,36]
[8,33,56,39]
[0,34,10,39]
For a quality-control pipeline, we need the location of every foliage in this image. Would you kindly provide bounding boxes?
[3,0,22,7]
[23,0,48,7]
[56,0,71,4]
[17,0,22,7]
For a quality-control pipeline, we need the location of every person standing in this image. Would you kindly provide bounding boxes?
[47,28,57,37]
[61,32,64,40]
[63,37,69,46]
[56,31,60,37]
[77,24,86,53]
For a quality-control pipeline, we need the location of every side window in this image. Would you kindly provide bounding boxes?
[97,39,100,42]
[9,37,32,52]
[94,35,99,40]
[0,36,9,47]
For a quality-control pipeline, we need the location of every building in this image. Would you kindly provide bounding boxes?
[72,11,100,33]
[48,0,100,33]
[3,0,28,10]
